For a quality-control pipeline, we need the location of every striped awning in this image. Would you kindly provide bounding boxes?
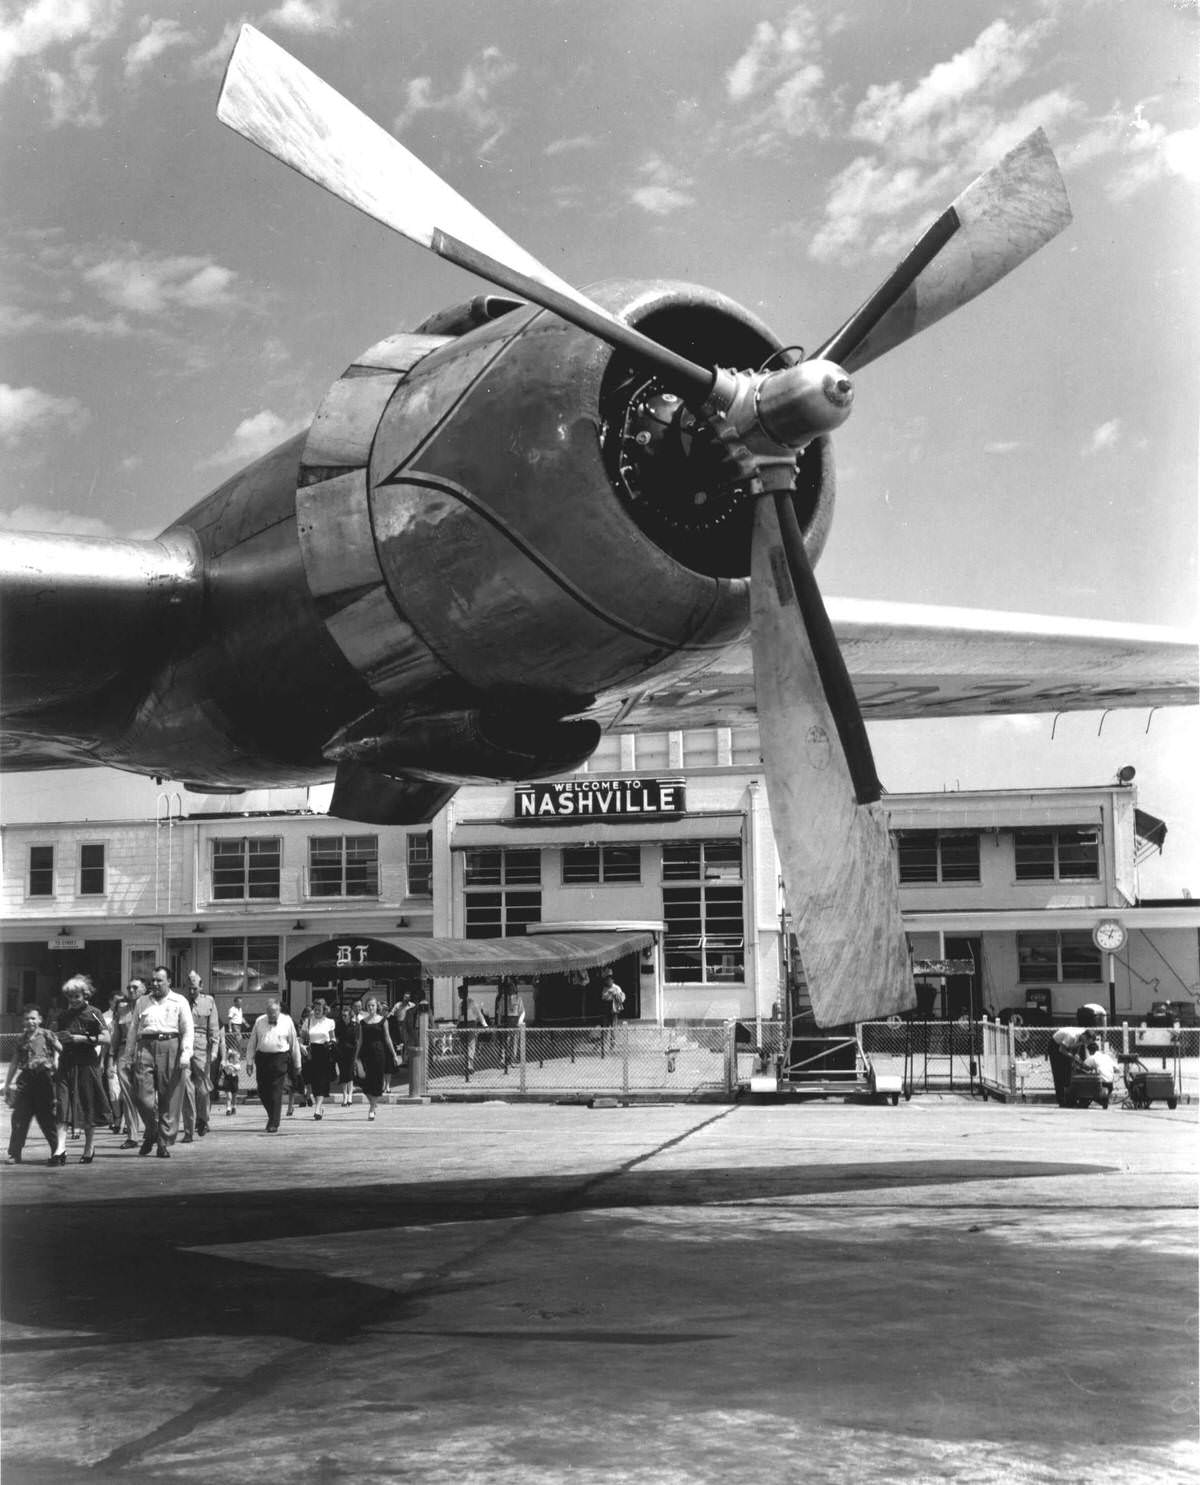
[285,930,653,982]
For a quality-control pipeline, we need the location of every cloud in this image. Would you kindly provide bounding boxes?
[81,251,240,316]
[0,383,90,448]
[1082,419,1122,456]
[629,154,695,216]
[545,135,597,157]
[807,17,1083,262]
[983,440,1025,456]
[201,410,307,469]
[261,0,343,32]
[124,17,194,80]
[0,0,123,124]
[394,47,517,154]
[0,502,116,537]
[725,4,829,149]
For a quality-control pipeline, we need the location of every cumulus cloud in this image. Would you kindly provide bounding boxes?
[201,410,307,469]
[262,0,343,32]
[124,17,194,80]
[1071,106,1200,202]
[0,0,123,124]
[983,440,1025,456]
[725,4,829,149]
[82,251,239,316]
[394,47,517,153]
[0,383,90,448]
[545,135,597,157]
[629,154,695,216]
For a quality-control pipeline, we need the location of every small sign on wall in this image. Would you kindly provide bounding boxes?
[48,937,85,951]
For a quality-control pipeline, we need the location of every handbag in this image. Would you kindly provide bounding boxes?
[354,1059,365,1080]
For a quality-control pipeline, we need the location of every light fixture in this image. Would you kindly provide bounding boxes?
[57,926,72,937]
[396,916,408,928]
[190,924,205,934]
[292,920,306,931]
[1117,764,1136,785]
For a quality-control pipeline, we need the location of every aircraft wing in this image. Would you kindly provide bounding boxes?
[586,598,1199,731]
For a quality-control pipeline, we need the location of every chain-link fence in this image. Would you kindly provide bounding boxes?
[427,1022,731,1096]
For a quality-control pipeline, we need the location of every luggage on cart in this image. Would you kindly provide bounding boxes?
[1065,1065,1111,1109]
[1121,1056,1178,1110]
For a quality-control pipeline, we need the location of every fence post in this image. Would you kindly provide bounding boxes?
[724,1019,736,1095]
[408,1006,429,1098]
[1006,1020,1016,1097]
[518,1024,527,1094]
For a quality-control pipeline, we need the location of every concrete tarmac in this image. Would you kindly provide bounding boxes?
[1,1095,1196,1484]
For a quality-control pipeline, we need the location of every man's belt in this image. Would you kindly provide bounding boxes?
[139,1033,180,1041]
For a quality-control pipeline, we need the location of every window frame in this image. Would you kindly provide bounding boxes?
[1017,929,1102,983]
[406,831,433,898]
[1013,827,1100,883]
[464,848,542,937]
[27,844,54,899]
[78,842,106,897]
[561,844,642,885]
[661,839,746,985]
[211,835,282,902]
[306,834,380,899]
[896,830,981,886]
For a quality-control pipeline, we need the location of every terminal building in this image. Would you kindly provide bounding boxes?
[2,726,1197,1031]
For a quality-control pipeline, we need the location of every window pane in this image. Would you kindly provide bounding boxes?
[465,892,503,938]
[665,944,703,983]
[212,839,247,900]
[1014,831,1056,880]
[503,850,541,885]
[504,891,542,934]
[211,937,247,996]
[465,850,502,887]
[602,846,641,883]
[562,847,600,884]
[1017,931,1059,982]
[345,836,379,897]
[80,843,105,896]
[682,731,718,767]
[28,845,53,896]
[898,831,938,884]
[245,936,280,997]
[1057,829,1099,880]
[407,832,433,896]
[939,834,980,883]
[703,840,742,880]
[663,844,701,880]
[1060,931,1101,982]
[247,838,281,899]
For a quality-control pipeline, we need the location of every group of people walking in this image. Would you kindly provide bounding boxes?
[4,972,427,1166]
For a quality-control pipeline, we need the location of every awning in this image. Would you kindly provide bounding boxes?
[1134,808,1167,862]
[285,930,654,982]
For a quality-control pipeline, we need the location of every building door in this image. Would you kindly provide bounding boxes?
[944,936,982,1020]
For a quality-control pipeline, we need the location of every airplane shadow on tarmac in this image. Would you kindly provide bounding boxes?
[1,1158,1116,1350]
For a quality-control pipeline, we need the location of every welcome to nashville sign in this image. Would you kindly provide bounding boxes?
[514,778,686,822]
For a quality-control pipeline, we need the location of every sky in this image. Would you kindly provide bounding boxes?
[1,0,1197,891]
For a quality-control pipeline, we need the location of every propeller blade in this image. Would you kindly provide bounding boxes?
[750,495,913,1025]
[217,25,713,400]
[815,128,1071,374]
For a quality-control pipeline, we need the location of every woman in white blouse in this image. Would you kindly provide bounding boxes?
[302,997,337,1120]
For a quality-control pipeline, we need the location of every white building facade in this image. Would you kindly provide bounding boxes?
[2,733,1197,1031]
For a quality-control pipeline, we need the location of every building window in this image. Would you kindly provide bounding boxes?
[897,831,980,884]
[27,845,53,898]
[1017,930,1102,983]
[79,843,106,896]
[464,848,541,937]
[212,837,281,901]
[307,835,379,897]
[211,936,280,1003]
[1014,828,1100,882]
[662,839,745,984]
[562,845,642,885]
[406,831,433,897]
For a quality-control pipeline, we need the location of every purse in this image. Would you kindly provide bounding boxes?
[354,1059,365,1080]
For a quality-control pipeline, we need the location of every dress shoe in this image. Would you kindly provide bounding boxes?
[48,1153,67,1167]
[80,1153,95,1164]
[156,1145,170,1158]
[6,1153,21,1164]
[266,1123,279,1133]
[182,1133,195,1144]
[120,1138,138,1149]
[196,1122,208,1137]
[138,1138,155,1156]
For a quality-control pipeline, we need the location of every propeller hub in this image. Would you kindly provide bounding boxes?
[755,358,855,450]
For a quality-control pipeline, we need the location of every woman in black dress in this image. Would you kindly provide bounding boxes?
[354,997,397,1121]
[302,997,337,1120]
[55,975,112,1164]
[335,1004,358,1107]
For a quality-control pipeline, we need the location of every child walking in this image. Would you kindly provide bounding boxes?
[4,1008,62,1165]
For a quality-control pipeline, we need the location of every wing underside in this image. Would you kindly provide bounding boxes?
[587,598,1199,732]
